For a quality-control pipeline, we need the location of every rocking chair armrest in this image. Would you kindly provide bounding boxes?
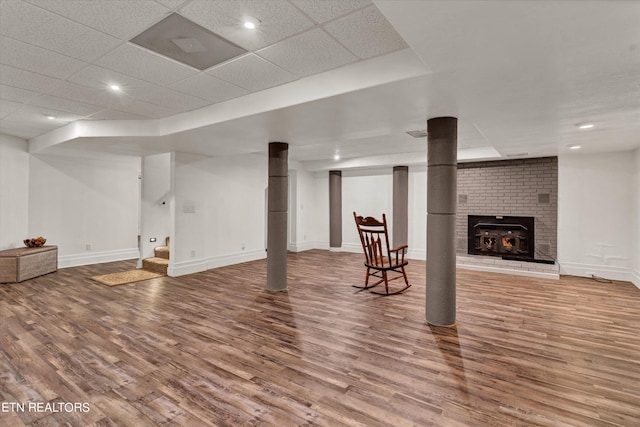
[389,244,408,253]
[389,244,408,265]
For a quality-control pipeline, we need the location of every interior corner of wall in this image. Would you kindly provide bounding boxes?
[632,269,640,289]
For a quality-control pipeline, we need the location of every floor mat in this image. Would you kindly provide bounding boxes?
[91,269,164,286]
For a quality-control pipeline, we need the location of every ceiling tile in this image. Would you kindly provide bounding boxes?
[94,43,199,86]
[291,0,371,24]
[69,65,160,96]
[130,86,210,111]
[107,97,178,119]
[0,99,23,117]
[25,0,171,40]
[169,73,249,103]
[67,64,209,112]
[0,1,121,62]
[154,0,187,10]
[257,28,357,77]
[46,81,115,108]
[84,109,151,121]
[0,64,63,94]
[30,94,103,117]
[323,5,408,59]
[0,84,41,105]
[5,104,86,124]
[207,54,295,91]
[0,36,88,79]
[179,0,315,51]
[0,120,54,139]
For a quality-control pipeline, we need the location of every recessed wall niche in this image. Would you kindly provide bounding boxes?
[456,157,558,261]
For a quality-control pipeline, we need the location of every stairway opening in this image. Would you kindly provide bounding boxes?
[141,236,170,275]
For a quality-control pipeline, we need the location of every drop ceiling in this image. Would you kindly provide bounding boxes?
[1,0,639,169]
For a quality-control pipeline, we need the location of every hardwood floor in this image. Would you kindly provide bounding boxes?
[1,250,639,426]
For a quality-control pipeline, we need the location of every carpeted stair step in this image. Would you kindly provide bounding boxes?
[154,246,169,259]
[142,257,169,275]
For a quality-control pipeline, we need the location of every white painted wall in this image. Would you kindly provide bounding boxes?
[169,152,268,276]
[558,151,635,281]
[28,150,139,267]
[289,166,321,251]
[305,171,329,247]
[140,153,172,263]
[0,134,29,250]
[288,168,297,250]
[341,169,393,253]
[408,167,427,259]
[632,149,640,288]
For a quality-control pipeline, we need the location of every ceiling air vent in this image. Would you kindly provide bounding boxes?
[130,13,247,70]
[405,129,428,138]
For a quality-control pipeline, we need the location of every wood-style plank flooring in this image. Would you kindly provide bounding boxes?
[1,250,639,426]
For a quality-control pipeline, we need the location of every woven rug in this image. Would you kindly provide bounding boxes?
[91,269,164,286]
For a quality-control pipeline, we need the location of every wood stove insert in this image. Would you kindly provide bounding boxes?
[468,215,534,259]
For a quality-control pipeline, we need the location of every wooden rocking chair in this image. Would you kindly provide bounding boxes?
[353,212,411,295]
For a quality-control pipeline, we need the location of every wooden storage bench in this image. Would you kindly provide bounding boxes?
[0,245,58,283]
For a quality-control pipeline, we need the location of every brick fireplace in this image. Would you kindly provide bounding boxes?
[456,157,557,262]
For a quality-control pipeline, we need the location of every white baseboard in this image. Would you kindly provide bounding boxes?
[288,241,317,252]
[408,249,426,260]
[289,241,329,251]
[340,243,361,254]
[58,248,139,268]
[168,249,266,277]
[206,249,265,270]
[632,269,640,289]
[559,262,633,282]
[167,258,208,277]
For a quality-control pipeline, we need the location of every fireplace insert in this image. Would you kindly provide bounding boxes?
[468,215,534,259]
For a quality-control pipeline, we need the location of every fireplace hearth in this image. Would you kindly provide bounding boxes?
[468,215,534,259]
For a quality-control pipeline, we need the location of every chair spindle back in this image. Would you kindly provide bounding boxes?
[354,213,391,268]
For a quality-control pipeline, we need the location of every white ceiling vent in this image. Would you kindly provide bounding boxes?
[130,13,247,70]
[405,129,428,138]
[171,37,207,53]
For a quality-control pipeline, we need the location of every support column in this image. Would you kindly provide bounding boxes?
[267,142,288,291]
[393,166,409,247]
[329,170,342,250]
[426,117,457,326]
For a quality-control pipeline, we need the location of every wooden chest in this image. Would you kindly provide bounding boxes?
[0,245,58,283]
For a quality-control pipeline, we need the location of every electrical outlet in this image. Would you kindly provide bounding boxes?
[85,244,92,251]
[241,243,245,251]
[190,250,196,258]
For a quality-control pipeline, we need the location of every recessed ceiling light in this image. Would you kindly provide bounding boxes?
[46,115,55,120]
[577,123,594,130]
[109,84,121,92]
[334,154,340,161]
[243,16,260,29]
[569,145,582,150]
